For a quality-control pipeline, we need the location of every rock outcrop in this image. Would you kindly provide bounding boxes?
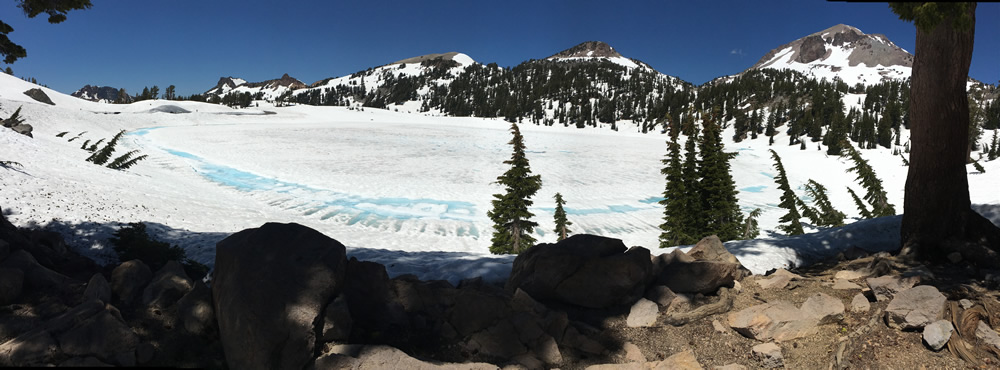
[212,222,348,370]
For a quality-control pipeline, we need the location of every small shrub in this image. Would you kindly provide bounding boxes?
[86,130,124,165]
[109,222,208,280]
[56,131,68,137]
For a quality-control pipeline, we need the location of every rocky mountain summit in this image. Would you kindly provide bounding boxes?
[748,24,914,85]
[3,203,1000,369]
[71,85,130,103]
[203,73,307,100]
[547,41,626,60]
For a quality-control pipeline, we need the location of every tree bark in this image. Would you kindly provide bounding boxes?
[901,3,1000,264]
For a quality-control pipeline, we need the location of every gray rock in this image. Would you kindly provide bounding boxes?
[977,321,1000,351]
[756,269,801,290]
[60,356,113,367]
[658,259,743,294]
[320,344,496,370]
[960,299,974,309]
[644,285,677,307]
[135,342,155,364]
[533,334,562,365]
[110,259,152,305]
[465,320,528,359]
[712,319,729,334]
[922,320,953,351]
[850,293,871,313]
[141,260,193,308]
[947,252,963,264]
[321,295,352,342]
[449,288,509,337]
[176,280,214,335]
[626,298,659,328]
[867,275,919,302]
[715,364,748,370]
[834,269,870,280]
[728,301,819,341]
[11,124,32,138]
[23,88,54,105]
[654,349,703,369]
[0,249,74,291]
[687,235,742,266]
[82,273,111,303]
[832,279,862,290]
[56,308,139,359]
[623,341,645,363]
[213,222,348,370]
[752,342,784,368]
[505,234,652,309]
[0,329,60,366]
[0,267,24,305]
[885,285,946,330]
[800,292,844,325]
[562,326,605,355]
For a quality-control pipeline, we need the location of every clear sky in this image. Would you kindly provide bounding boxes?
[2,0,997,97]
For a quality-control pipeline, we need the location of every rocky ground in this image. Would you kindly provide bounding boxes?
[1,205,999,369]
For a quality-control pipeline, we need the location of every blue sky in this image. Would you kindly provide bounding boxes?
[3,0,998,96]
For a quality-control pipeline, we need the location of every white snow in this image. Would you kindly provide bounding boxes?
[2,72,998,285]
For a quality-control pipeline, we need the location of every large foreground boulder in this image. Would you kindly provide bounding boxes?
[213,222,348,370]
[505,234,652,309]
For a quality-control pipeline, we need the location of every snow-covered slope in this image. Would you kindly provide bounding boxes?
[3,71,999,285]
[748,24,913,86]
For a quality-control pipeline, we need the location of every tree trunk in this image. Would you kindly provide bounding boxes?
[901,3,1000,264]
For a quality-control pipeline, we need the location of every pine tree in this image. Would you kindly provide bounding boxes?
[742,208,762,240]
[107,150,141,170]
[770,149,804,235]
[698,111,744,241]
[679,113,705,240]
[552,192,572,241]
[989,129,999,161]
[844,143,896,217]
[847,187,873,219]
[803,179,845,227]
[487,123,542,254]
[86,130,125,165]
[659,129,695,247]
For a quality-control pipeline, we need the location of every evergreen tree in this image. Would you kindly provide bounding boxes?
[847,187,873,219]
[659,129,695,246]
[697,111,744,241]
[742,208,762,240]
[86,130,124,165]
[988,129,999,161]
[679,113,705,239]
[844,143,896,217]
[803,179,845,227]
[770,149,804,235]
[487,123,542,254]
[552,192,572,241]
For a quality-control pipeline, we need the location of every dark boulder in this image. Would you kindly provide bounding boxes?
[212,222,348,370]
[110,259,152,305]
[506,234,652,309]
[23,89,54,105]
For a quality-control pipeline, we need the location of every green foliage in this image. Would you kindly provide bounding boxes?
[972,159,985,174]
[844,143,896,217]
[106,150,141,170]
[552,192,572,241]
[55,131,68,137]
[1,0,92,64]
[742,208,762,240]
[109,222,209,280]
[659,128,694,247]
[86,138,103,152]
[847,187,873,219]
[803,179,845,228]
[770,150,804,235]
[67,131,86,142]
[4,106,24,126]
[86,130,124,165]
[487,123,542,254]
[889,2,974,34]
[697,111,744,241]
[113,154,146,170]
[79,139,89,150]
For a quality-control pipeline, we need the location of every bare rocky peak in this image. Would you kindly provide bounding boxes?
[547,41,624,59]
[751,24,913,70]
[391,52,462,66]
[71,85,128,102]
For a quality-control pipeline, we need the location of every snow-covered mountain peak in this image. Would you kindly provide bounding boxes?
[203,74,306,100]
[749,24,913,86]
[546,41,646,69]
[390,52,476,67]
